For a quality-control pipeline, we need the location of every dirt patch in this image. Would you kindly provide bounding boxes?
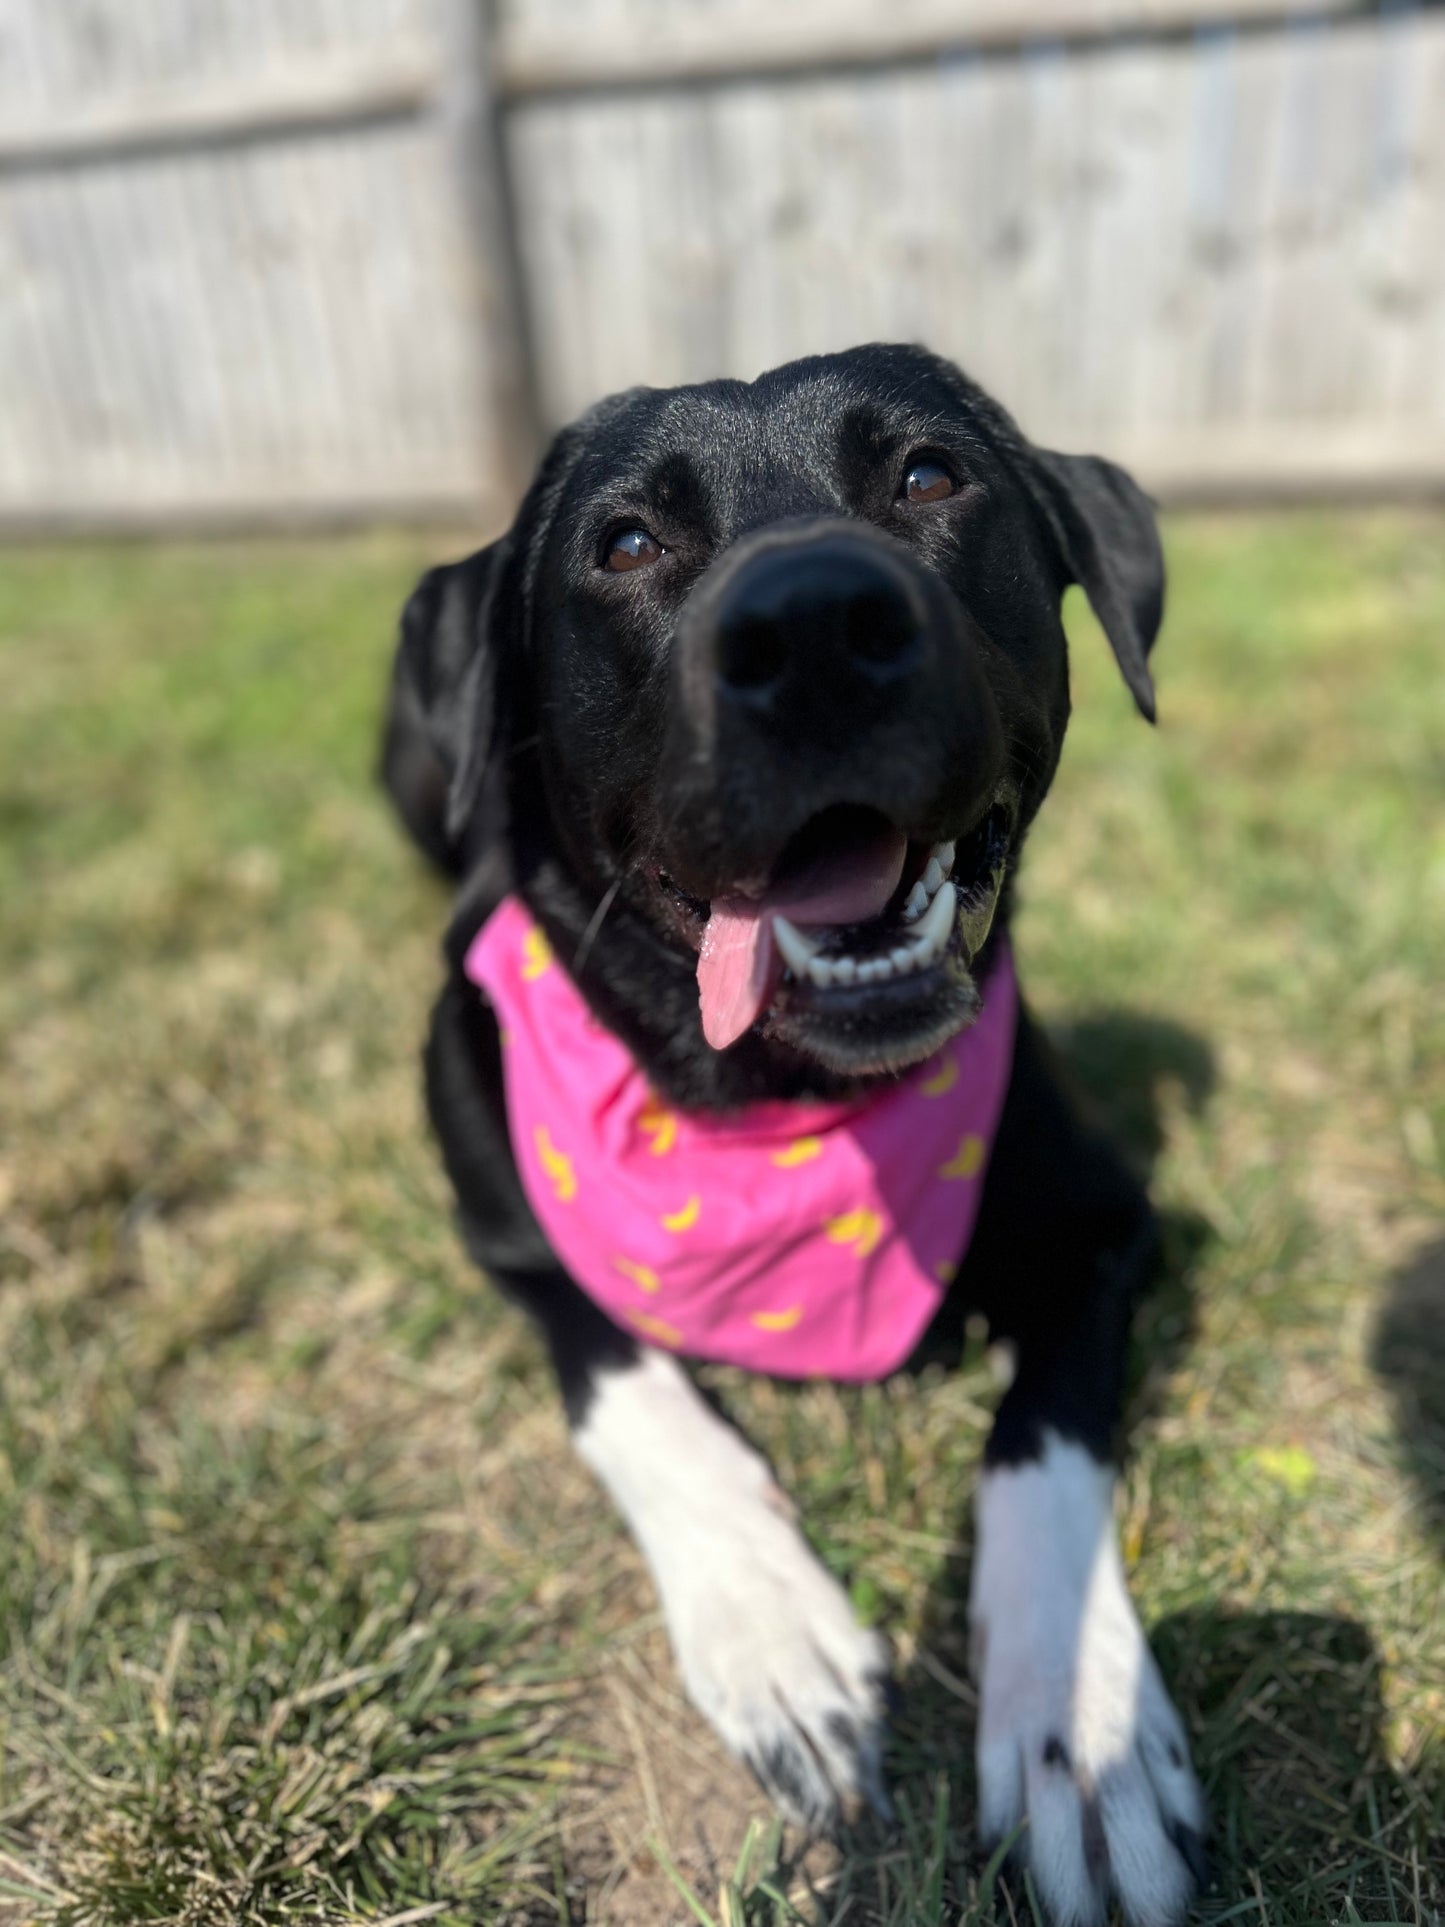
[558,1601,840,1926]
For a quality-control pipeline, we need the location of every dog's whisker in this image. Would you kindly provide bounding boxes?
[573,877,623,975]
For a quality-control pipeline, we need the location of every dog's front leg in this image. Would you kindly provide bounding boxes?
[960,1011,1209,1924]
[970,1422,1208,1925]
[968,1277,1208,1924]
[427,978,888,1829]
[573,1341,892,1829]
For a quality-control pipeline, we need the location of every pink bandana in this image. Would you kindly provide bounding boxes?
[464,897,1017,1381]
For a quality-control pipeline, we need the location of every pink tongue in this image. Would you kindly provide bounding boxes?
[696,826,909,1050]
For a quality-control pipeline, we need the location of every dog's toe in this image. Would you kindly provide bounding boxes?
[743,1680,892,1833]
[703,1616,892,1832]
[981,1727,1206,1927]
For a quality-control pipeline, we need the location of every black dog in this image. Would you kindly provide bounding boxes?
[382,344,1208,1925]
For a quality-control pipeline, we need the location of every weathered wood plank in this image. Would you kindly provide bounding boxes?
[0,0,441,112]
[0,117,510,522]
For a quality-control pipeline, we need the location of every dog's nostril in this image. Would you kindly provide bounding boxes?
[720,614,788,695]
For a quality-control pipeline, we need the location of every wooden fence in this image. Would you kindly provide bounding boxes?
[0,0,530,531]
[1,0,1442,530]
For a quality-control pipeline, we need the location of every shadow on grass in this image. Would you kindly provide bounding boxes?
[1049,1008,1216,1173]
[870,1610,1437,1926]
[1153,1608,1439,1918]
[1372,1234,1445,1552]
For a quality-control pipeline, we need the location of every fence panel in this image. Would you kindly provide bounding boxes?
[0,0,528,529]
[502,3,1445,496]
[0,1,1440,524]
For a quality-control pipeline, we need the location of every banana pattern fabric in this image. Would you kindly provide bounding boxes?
[465,897,1018,1381]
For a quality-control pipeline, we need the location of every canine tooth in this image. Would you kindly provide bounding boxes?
[773,915,819,977]
[932,840,956,874]
[901,880,930,922]
[915,878,958,958]
[922,857,945,895]
[833,956,858,984]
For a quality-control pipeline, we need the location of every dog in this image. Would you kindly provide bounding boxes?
[381,343,1209,1925]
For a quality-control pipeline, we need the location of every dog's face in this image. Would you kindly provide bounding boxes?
[397,345,1163,1090]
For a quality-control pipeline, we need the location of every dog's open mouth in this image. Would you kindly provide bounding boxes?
[658,799,1013,1052]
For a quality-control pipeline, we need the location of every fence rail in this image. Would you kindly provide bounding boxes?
[0,48,442,170]
[493,0,1370,94]
[0,0,1440,532]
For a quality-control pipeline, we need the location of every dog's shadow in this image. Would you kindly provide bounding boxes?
[865,1014,1441,1917]
[1373,1233,1445,1555]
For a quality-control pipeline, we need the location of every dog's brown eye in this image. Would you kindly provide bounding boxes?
[605,528,663,572]
[902,461,955,503]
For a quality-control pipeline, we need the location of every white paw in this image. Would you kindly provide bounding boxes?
[662,1486,892,1829]
[971,1435,1208,1927]
[575,1350,891,1830]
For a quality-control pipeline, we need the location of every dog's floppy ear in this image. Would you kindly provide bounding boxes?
[381,538,512,874]
[1027,450,1164,722]
[382,391,652,874]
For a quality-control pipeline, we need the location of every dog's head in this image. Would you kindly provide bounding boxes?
[389,345,1162,1101]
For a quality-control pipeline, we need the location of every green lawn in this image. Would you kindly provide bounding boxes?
[0,518,1441,1926]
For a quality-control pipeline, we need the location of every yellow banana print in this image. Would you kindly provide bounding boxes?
[771,1135,822,1167]
[638,1096,678,1156]
[660,1195,701,1233]
[520,925,553,981]
[824,1208,883,1259]
[938,1133,985,1180]
[626,1308,683,1347]
[920,1056,959,1097]
[534,1126,576,1202]
[751,1305,804,1332]
[613,1256,661,1294]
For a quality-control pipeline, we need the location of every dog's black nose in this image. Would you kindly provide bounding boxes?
[713,536,925,709]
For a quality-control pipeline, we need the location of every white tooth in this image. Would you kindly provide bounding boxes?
[773,915,819,977]
[922,857,945,895]
[857,959,883,983]
[833,956,858,984]
[901,880,930,922]
[916,878,958,959]
[890,946,914,972]
[806,955,836,988]
[932,840,956,873]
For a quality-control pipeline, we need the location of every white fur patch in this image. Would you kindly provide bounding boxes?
[969,1431,1207,1927]
[574,1348,891,1828]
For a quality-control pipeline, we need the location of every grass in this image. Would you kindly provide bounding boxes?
[0,516,1441,1925]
